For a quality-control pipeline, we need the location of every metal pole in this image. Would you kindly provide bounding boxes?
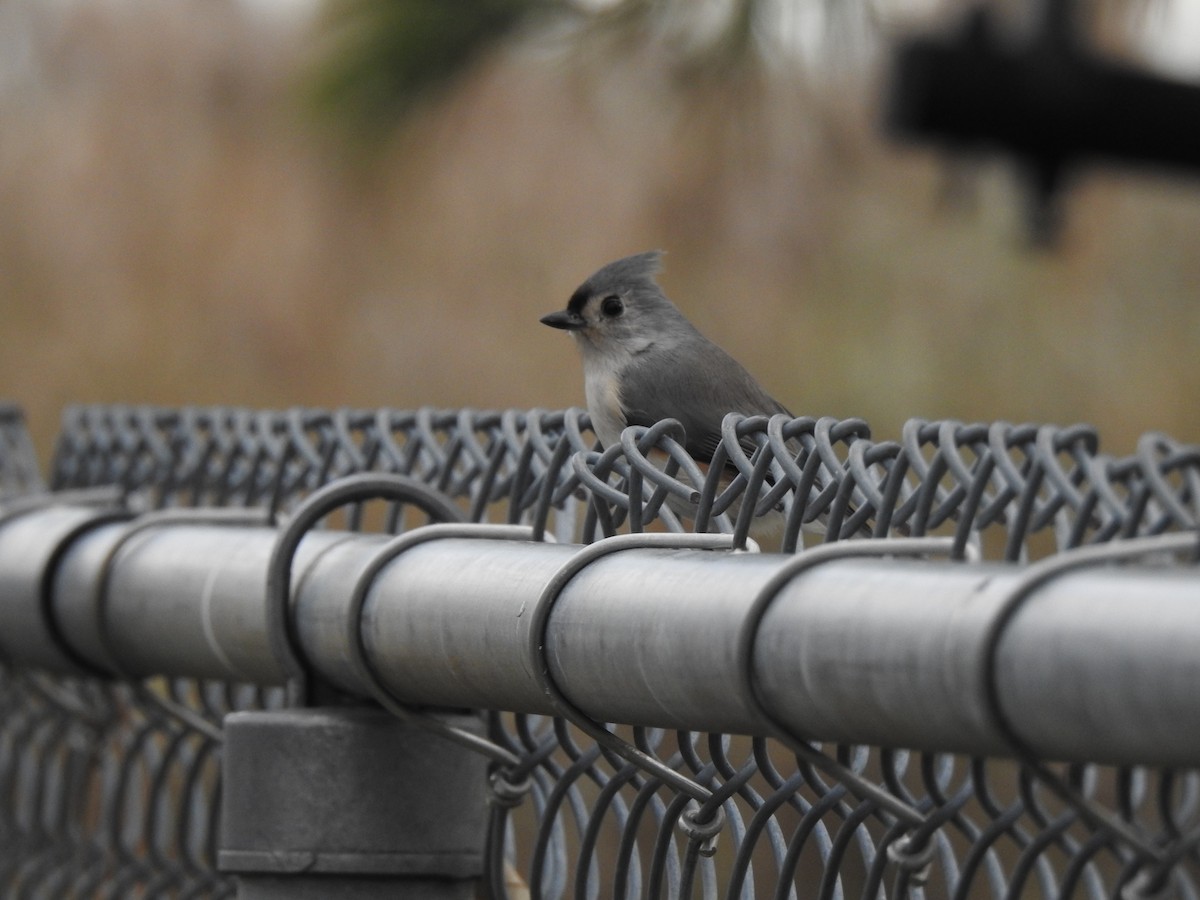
[2,507,1197,767]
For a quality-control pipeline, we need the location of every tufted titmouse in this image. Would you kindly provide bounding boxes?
[541,250,803,537]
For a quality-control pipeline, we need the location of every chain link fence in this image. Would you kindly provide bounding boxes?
[0,405,42,497]
[2,403,1199,898]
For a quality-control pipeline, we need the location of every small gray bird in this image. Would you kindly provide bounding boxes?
[540,250,799,536]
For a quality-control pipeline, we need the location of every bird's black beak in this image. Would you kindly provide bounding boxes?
[540,309,586,331]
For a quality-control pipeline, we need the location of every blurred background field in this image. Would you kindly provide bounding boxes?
[0,0,1197,464]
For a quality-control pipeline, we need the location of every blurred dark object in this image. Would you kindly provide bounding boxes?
[885,0,1200,244]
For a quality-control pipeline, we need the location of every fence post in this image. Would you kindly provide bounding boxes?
[219,706,490,899]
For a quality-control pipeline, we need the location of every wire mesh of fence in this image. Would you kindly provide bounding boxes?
[0,404,43,497]
[2,402,1198,898]
[47,404,1200,557]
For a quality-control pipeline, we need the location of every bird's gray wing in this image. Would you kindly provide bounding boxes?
[621,342,869,536]
[618,342,789,465]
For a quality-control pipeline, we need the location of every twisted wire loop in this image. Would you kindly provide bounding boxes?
[0,402,1192,898]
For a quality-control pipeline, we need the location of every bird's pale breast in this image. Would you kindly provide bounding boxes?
[582,362,627,450]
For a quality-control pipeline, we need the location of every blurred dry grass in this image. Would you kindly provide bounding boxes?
[1,0,1198,465]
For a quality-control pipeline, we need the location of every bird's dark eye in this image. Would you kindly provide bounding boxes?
[601,295,624,317]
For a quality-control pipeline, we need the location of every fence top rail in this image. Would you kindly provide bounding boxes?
[0,504,1196,768]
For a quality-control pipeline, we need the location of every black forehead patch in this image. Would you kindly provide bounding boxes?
[566,285,591,315]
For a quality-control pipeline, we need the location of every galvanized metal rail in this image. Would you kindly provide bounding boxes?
[0,504,1197,767]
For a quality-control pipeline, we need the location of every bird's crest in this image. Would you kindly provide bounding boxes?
[593,250,664,285]
[568,250,665,313]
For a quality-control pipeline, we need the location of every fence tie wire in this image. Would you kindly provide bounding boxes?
[978,530,1200,885]
[343,520,544,803]
[264,472,464,706]
[735,536,961,861]
[526,531,751,855]
[262,474,544,806]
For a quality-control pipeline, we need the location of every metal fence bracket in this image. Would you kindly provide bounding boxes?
[219,706,490,900]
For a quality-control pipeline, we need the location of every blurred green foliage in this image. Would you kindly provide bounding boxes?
[306,0,550,130]
[304,0,780,135]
